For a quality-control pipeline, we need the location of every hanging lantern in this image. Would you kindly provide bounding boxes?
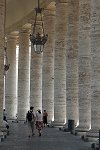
[30,0,48,54]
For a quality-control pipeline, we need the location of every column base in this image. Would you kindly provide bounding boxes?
[7,117,16,120]
[75,125,90,131]
[75,126,90,136]
[60,120,76,133]
[8,118,18,122]
[59,123,68,131]
[59,127,71,132]
[59,123,69,132]
[8,118,25,123]
[50,121,65,128]
[59,121,77,134]
[14,118,25,123]
[12,119,19,123]
[83,129,99,142]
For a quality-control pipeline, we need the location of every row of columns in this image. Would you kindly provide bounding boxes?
[0,0,100,135]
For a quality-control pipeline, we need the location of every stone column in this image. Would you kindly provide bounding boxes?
[86,0,100,141]
[18,28,30,120]
[30,21,43,111]
[66,0,79,126]
[86,0,100,138]
[42,9,55,123]
[54,0,68,125]
[5,34,17,119]
[0,0,5,125]
[78,0,91,130]
[91,0,100,130]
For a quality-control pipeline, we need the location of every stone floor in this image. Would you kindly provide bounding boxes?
[0,121,92,150]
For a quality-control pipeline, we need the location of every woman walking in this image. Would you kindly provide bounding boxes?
[36,110,43,136]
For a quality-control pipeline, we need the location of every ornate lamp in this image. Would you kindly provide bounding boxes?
[30,0,48,54]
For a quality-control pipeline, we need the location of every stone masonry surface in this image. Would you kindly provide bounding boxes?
[0,121,92,150]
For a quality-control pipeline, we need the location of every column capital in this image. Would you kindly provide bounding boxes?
[6,32,19,45]
[19,26,31,35]
[44,9,56,16]
[7,32,18,40]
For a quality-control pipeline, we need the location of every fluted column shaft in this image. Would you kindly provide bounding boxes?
[5,34,17,119]
[42,9,55,123]
[66,0,79,125]
[0,0,5,125]
[78,0,91,129]
[18,28,30,120]
[54,0,68,125]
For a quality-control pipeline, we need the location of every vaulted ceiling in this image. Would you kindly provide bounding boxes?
[6,0,55,33]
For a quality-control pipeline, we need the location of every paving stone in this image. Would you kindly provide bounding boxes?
[0,121,92,150]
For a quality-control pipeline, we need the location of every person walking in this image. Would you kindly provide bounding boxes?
[36,109,43,136]
[26,106,36,137]
[3,116,9,129]
[43,110,48,127]
[3,116,9,135]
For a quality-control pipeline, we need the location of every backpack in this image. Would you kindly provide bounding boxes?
[27,111,33,121]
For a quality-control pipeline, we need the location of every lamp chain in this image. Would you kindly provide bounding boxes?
[38,0,39,9]
[4,0,10,74]
[33,9,38,34]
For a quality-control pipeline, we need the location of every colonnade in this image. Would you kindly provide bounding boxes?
[0,0,100,137]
